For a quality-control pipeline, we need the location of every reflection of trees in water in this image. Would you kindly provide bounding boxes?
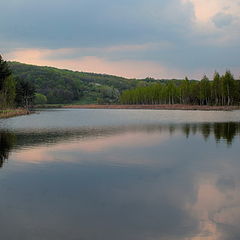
[181,122,240,145]
[0,122,239,168]
[0,132,15,168]
[11,122,240,147]
[212,123,238,145]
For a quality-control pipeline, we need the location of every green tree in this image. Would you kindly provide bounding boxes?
[189,82,199,105]
[34,93,48,105]
[223,70,235,105]
[0,76,16,108]
[199,75,211,105]
[0,55,12,91]
[0,55,16,108]
[15,79,36,109]
[212,72,221,105]
[179,77,190,104]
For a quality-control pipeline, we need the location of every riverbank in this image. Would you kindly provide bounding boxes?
[0,109,30,119]
[62,104,240,111]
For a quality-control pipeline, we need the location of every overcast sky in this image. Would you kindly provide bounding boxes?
[1,0,240,79]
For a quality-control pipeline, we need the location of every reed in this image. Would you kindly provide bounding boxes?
[0,109,30,119]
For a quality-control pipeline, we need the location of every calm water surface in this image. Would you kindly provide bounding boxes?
[1,109,240,240]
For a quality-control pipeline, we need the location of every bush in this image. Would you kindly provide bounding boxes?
[34,93,48,105]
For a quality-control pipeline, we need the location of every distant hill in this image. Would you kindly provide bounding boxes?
[8,62,185,104]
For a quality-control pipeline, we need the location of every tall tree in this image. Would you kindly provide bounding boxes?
[199,75,211,105]
[212,72,221,105]
[223,70,235,105]
[15,79,36,110]
[0,55,16,108]
[0,76,16,108]
[0,55,12,91]
[180,77,190,104]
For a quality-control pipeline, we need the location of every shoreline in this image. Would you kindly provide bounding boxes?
[61,104,240,111]
[0,109,31,119]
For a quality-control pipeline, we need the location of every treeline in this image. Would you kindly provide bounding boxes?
[120,71,240,106]
[0,55,35,110]
[6,60,240,106]
[8,62,142,104]
[8,62,185,104]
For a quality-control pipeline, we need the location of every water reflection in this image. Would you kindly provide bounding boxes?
[182,122,240,145]
[1,121,240,240]
[0,131,15,167]
[0,122,240,165]
[12,122,240,148]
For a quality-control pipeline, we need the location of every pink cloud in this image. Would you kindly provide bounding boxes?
[5,47,183,79]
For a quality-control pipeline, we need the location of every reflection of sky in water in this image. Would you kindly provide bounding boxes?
[0,110,240,240]
[1,109,240,131]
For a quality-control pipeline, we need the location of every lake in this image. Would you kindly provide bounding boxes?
[1,109,240,240]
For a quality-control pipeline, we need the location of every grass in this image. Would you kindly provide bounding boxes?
[62,104,240,111]
[34,104,64,108]
[0,109,30,119]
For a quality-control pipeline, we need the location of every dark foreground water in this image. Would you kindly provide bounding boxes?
[1,109,240,240]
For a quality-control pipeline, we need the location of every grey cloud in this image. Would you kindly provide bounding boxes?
[0,0,194,49]
[216,177,236,193]
[212,12,234,28]
[1,0,240,78]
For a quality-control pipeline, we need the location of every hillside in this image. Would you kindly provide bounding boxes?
[8,62,184,104]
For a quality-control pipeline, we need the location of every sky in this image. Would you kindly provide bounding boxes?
[1,0,240,79]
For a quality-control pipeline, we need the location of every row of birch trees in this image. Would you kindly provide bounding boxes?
[120,71,240,105]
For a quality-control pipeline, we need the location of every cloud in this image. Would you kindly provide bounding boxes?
[184,0,240,22]
[212,12,234,28]
[6,45,240,80]
[5,47,183,78]
[0,0,193,49]
[1,0,240,78]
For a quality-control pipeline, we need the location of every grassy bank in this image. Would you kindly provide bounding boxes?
[62,104,240,111]
[0,109,30,119]
[34,104,63,108]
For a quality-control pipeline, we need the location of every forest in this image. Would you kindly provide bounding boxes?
[8,62,182,104]
[3,58,240,107]
[8,62,140,104]
[120,72,240,106]
[0,55,35,110]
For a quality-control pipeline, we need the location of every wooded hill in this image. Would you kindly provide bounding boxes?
[8,62,186,104]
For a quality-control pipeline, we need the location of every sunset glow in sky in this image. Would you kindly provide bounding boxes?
[1,0,240,79]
